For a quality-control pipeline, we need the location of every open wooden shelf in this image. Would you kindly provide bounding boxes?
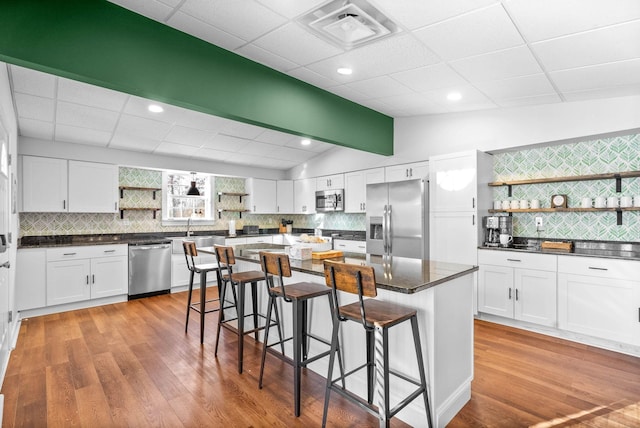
[119,186,162,199]
[119,207,161,219]
[217,192,249,203]
[490,207,640,213]
[488,171,640,187]
[217,208,250,219]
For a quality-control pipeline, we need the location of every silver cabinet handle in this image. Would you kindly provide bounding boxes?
[508,288,512,300]
[472,214,475,225]
[588,266,608,271]
[515,289,519,301]
[104,249,116,253]
[63,252,77,256]
[86,275,89,284]
[472,197,475,209]
[63,200,66,210]
[507,259,521,262]
[92,274,95,284]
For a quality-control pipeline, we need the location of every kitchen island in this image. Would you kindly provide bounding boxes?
[200,245,477,427]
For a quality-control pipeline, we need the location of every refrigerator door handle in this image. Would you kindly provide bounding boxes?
[383,205,388,253]
[387,205,392,254]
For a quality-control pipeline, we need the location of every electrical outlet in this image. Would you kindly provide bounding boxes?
[535,217,543,228]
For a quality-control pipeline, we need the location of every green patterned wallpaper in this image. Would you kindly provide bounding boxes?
[19,167,365,237]
[493,133,640,241]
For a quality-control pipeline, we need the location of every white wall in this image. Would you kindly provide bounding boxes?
[290,95,640,178]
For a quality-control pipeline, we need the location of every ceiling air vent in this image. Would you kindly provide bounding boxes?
[299,0,399,49]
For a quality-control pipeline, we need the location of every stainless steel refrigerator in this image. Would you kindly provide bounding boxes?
[366,179,429,259]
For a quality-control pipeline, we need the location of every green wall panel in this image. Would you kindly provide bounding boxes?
[0,0,393,155]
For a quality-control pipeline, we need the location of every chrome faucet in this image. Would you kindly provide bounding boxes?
[186,217,193,237]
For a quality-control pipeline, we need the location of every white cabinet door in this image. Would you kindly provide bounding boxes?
[47,259,91,306]
[225,237,247,247]
[478,264,513,318]
[68,160,118,213]
[514,268,557,327]
[429,152,478,212]
[245,236,273,244]
[333,239,366,254]
[316,173,344,191]
[430,211,478,264]
[247,178,277,214]
[558,272,640,345]
[276,180,294,213]
[90,256,128,298]
[172,253,192,288]
[385,161,429,183]
[16,249,47,311]
[21,155,68,212]
[344,171,366,213]
[294,178,316,214]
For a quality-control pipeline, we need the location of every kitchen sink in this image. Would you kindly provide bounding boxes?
[166,235,224,254]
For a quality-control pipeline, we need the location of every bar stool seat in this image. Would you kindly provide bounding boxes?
[257,251,343,417]
[213,245,274,374]
[183,240,236,344]
[322,260,432,428]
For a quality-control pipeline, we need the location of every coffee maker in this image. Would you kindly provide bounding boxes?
[483,216,500,247]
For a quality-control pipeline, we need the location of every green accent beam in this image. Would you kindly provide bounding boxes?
[0,0,393,155]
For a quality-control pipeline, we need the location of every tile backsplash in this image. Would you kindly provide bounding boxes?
[19,167,365,237]
[492,133,639,241]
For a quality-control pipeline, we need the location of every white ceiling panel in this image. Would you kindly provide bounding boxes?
[108,0,174,22]
[374,0,498,30]
[203,134,251,152]
[218,121,265,140]
[287,67,339,89]
[17,118,54,140]
[285,139,332,153]
[57,78,128,111]
[550,58,640,93]
[167,11,247,51]
[10,66,55,98]
[255,129,297,146]
[267,146,315,162]
[255,0,326,19]
[449,46,543,83]
[562,84,640,103]
[55,124,112,146]
[531,20,640,72]
[475,74,556,100]
[109,134,161,152]
[413,4,524,61]
[495,93,562,109]
[345,76,413,99]
[154,141,200,157]
[56,102,120,132]
[505,0,640,43]
[115,114,172,140]
[238,141,280,156]
[235,44,299,72]
[193,147,234,161]
[164,126,215,147]
[422,84,493,107]
[391,63,468,92]
[13,93,55,122]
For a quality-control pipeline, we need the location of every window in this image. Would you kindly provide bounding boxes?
[162,171,215,225]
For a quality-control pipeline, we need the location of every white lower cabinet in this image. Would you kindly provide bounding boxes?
[333,239,366,254]
[46,245,128,306]
[16,248,47,311]
[478,250,557,327]
[171,252,216,288]
[558,256,640,346]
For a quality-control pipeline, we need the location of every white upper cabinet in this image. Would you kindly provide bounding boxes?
[21,156,68,212]
[294,178,316,214]
[68,160,118,213]
[385,161,429,183]
[276,180,294,214]
[316,173,344,191]
[345,168,385,213]
[246,178,277,214]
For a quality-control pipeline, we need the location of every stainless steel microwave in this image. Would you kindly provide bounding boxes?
[315,189,344,212]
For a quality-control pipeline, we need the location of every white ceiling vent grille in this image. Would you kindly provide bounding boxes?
[299,0,399,49]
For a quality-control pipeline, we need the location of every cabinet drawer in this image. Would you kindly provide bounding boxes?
[557,255,640,280]
[245,236,273,244]
[333,239,366,254]
[478,249,557,271]
[47,244,127,261]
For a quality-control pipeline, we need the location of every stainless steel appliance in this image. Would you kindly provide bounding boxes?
[483,216,500,247]
[315,189,344,212]
[366,179,428,259]
[128,241,171,299]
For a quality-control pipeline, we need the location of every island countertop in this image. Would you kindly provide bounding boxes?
[198,245,478,294]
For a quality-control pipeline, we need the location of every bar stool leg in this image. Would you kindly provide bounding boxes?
[367,329,375,404]
[237,281,245,373]
[185,270,195,333]
[321,314,341,428]
[411,315,433,428]
[251,282,259,341]
[214,274,227,357]
[199,270,207,344]
[293,299,304,417]
[375,325,391,428]
[258,293,275,389]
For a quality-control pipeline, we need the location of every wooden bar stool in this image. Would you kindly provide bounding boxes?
[183,240,236,344]
[213,245,274,374]
[257,251,344,417]
[322,260,432,428]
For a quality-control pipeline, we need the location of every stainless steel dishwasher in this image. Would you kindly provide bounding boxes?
[128,241,172,299]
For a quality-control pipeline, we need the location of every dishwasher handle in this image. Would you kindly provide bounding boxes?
[132,244,171,251]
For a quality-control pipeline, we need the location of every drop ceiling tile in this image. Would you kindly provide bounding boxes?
[505,0,640,43]
[531,20,640,72]
[203,134,251,152]
[218,121,265,140]
[55,124,112,147]
[109,134,161,152]
[287,67,339,89]
[445,100,499,113]
[238,141,280,156]
[56,102,120,132]
[17,118,54,140]
[57,78,128,111]
[172,109,227,133]
[108,0,175,21]
[14,93,55,121]
[251,23,343,66]
[266,146,314,162]
[422,84,492,106]
[116,114,172,140]
[194,147,234,161]
[306,34,440,82]
[413,4,524,61]
[154,142,200,157]
[179,0,288,41]
[324,85,370,103]
[235,44,299,72]
[494,93,562,108]
[550,58,640,93]
[449,46,542,83]
[375,0,498,30]
[9,65,56,98]
[345,76,414,99]
[285,139,332,153]
[225,152,273,166]
[167,11,247,51]
[164,126,216,147]
[475,74,556,100]
[255,129,297,146]
[360,92,439,112]
[391,63,468,92]
[255,0,325,19]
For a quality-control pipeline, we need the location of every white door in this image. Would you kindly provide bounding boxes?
[21,156,68,212]
[0,132,9,368]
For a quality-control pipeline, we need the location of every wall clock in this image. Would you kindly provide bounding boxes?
[551,194,568,208]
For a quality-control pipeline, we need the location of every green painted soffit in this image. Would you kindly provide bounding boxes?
[0,0,393,156]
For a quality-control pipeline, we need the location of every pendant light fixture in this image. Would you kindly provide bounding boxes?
[186,172,200,196]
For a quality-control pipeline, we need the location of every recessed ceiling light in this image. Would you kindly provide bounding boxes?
[148,104,164,113]
[447,92,462,101]
[337,67,353,75]
[301,139,311,146]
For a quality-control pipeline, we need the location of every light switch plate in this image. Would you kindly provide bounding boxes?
[535,217,543,227]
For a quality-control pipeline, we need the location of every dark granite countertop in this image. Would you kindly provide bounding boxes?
[479,238,640,261]
[199,244,477,295]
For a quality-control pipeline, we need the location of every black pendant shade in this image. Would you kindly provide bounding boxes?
[187,172,200,196]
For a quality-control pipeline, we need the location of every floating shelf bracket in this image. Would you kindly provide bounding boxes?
[617,209,622,226]
[615,174,622,193]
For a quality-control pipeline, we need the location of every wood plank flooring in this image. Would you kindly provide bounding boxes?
[2,289,640,427]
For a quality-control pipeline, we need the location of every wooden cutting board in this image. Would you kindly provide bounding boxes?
[311,250,344,259]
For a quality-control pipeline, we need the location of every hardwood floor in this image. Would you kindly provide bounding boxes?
[2,290,640,427]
